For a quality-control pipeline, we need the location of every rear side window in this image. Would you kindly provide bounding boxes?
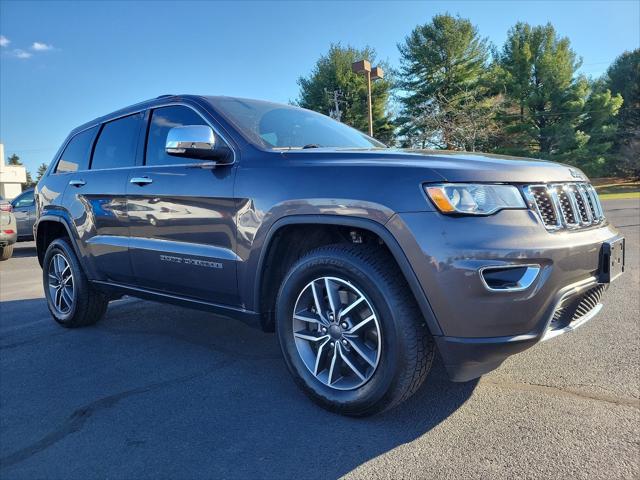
[91,113,143,170]
[145,106,210,166]
[55,126,98,173]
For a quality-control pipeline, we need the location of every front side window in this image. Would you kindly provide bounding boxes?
[145,106,211,166]
[55,126,98,173]
[207,97,386,150]
[91,113,143,170]
[12,190,34,208]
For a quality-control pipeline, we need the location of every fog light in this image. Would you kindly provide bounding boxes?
[480,265,540,292]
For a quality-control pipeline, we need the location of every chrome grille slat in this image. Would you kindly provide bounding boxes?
[524,182,606,231]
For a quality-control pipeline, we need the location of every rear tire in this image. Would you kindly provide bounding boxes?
[276,244,434,416]
[43,238,109,328]
[0,245,13,261]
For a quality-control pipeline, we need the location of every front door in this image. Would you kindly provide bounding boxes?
[126,105,239,306]
[11,189,35,238]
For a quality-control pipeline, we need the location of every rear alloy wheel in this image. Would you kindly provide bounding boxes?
[276,244,434,416]
[47,253,75,315]
[43,238,109,327]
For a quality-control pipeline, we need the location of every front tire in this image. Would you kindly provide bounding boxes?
[276,244,434,416]
[43,238,109,327]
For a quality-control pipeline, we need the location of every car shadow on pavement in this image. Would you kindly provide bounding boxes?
[0,297,478,479]
[9,243,37,258]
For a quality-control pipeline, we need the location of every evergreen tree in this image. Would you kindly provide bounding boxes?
[494,22,623,176]
[396,14,492,150]
[7,153,22,166]
[36,162,49,183]
[605,49,640,177]
[297,44,394,143]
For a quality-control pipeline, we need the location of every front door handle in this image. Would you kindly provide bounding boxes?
[130,176,153,186]
[68,179,86,187]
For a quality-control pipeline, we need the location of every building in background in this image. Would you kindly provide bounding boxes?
[0,143,27,200]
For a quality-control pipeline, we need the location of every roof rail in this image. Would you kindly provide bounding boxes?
[156,94,174,99]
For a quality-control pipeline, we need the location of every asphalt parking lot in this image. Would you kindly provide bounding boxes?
[0,199,638,479]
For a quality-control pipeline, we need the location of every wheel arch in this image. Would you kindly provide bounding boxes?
[35,214,83,269]
[253,215,443,336]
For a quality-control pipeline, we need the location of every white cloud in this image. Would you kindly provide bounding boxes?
[0,35,9,47]
[31,41,53,51]
[13,49,32,59]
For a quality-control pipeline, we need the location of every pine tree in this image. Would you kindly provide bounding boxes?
[36,163,49,182]
[297,44,394,143]
[606,49,640,177]
[396,14,492,150]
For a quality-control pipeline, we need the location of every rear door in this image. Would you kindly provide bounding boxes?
[64,113,144,284]
[126,104,240,306]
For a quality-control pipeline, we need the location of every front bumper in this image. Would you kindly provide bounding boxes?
[386,210,622,381]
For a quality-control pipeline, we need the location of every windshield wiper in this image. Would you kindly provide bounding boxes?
[302,144,321,149]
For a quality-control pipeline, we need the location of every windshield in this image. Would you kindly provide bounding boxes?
[207,97,386,150]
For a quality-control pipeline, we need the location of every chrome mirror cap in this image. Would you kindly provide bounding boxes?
[165,125,217,158]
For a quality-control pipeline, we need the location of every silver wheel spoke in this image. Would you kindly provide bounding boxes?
[338,295,365,320]
[345,337,377,367]
[294,331,329,343]
[339,346,366,381]
[327,343,340,385]
[54,287,64,310]
[61,286,73,309]
[313,337,331,375]
[346,314,375,334]
[294,312,326,326]
[311,281,327,322]
[324,277,341,315]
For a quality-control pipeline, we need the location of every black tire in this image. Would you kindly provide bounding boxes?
[43,237,109,328]
[276,244,434,417]
[0,244,13,261]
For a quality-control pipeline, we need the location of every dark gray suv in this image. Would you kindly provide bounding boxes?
[35,95,625,416]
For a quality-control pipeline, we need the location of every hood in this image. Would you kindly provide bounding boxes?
[280,148,589,184]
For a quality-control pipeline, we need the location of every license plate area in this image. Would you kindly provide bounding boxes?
[599,237,625,283]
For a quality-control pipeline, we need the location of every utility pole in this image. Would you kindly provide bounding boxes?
[352,60,384,137]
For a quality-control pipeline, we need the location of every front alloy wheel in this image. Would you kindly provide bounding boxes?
[292,276,381,390]
[276,244,435,417]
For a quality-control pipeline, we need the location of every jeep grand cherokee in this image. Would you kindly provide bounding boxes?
[35,95,624,416]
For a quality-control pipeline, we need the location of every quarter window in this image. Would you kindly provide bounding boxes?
[91,113,143,170]
[145,106,211,166]
[55,126,98,173]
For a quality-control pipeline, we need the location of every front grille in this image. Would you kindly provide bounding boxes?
[549,284,606,330]
[524,183,605,231]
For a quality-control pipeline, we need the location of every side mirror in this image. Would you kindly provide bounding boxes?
[165,125,231,162]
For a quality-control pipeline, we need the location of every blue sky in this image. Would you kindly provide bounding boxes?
[1,0,638,173]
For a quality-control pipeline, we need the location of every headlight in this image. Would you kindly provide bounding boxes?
[425,184,526,215]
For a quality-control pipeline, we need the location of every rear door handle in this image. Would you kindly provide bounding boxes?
[68,179,86,187]
[130,176,153,186]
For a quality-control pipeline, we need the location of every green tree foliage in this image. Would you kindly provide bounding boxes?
[7,153,22,165]
[36,162,49,182]
[297,44,394,143]
[493,22,623,176]
[605,49,640,177]
[494,22,585,155]
[396,14,493,150]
